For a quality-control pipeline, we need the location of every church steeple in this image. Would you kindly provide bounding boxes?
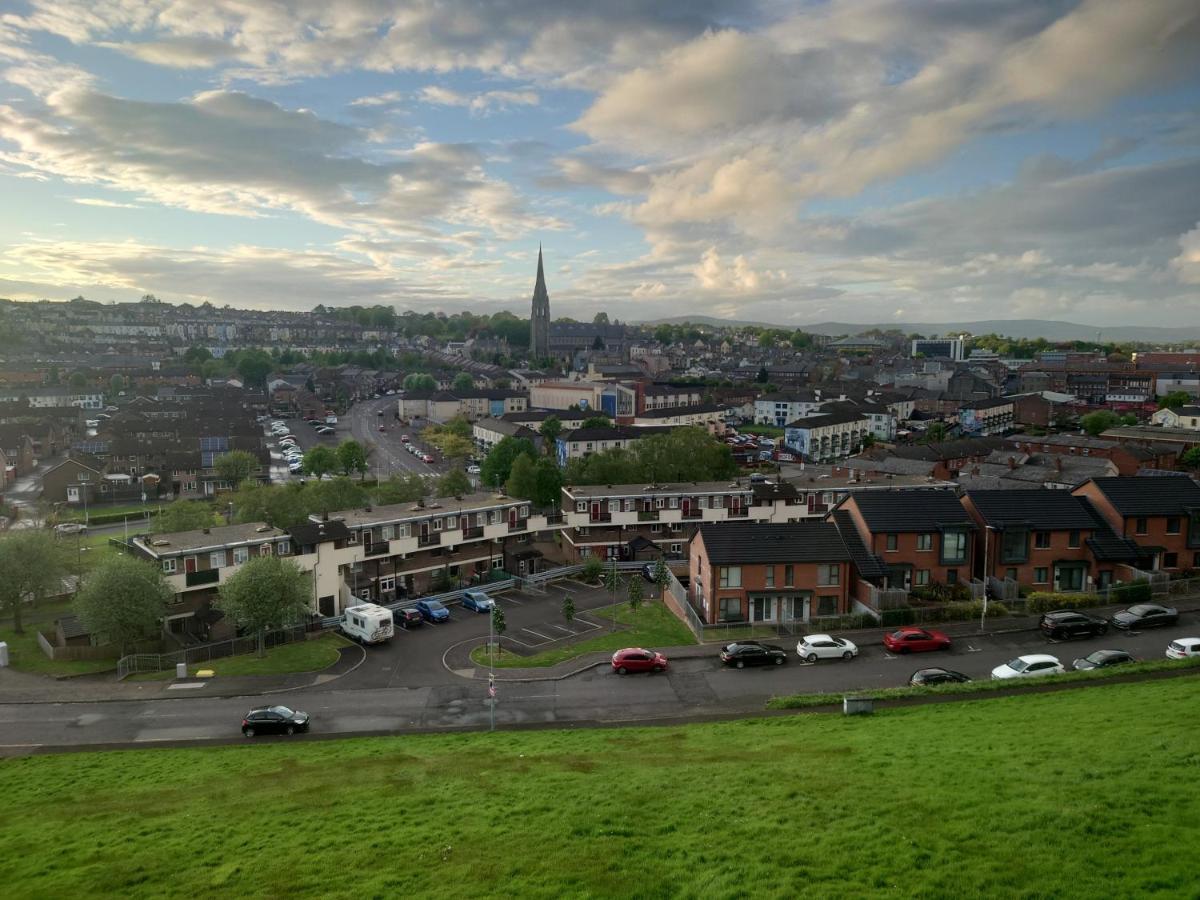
[530,244,550,359]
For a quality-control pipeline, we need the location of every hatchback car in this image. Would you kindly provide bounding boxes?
[415,598,450,623]
[611,647,668,675]
[395,607,423,629]
[720,641,787,668]
[1111,604,1178,630]
[1072,649,1136,671]
[1039,610,1109,640]
[466,465,481,475]
[990,654,1065,680]
[1166,637,1200,659]
[53,522,88,535]
[242,705,310,737]
[796,635,858,662]
[909,667,971,687]
[461,590,495,613]
[421,454,435,463]
[883,627,952,654]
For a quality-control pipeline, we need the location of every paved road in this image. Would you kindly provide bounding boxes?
[1,587,1194,751]
[344,397,448,480]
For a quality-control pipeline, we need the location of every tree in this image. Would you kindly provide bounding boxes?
[156,500,214,533]
[436,469,472,497]
[306,477,368,516]
[69,371,88,389]
[601,558,622,600]
[580,415,611,429]
[235,349,273,387]
[73,555,171,655]
[627,573,644,613]
[109,374,126,395]
[403,373,436,391]
[652,556,670,599]
[302,445,339,478]
[437,434,475,462]
[1181,447,1200,469]
[233,482,311,529]
[481,436,536,490]
[562,594,575,624]
[0,531,67,635]
[539,415,562,447]
[336,439,369,478]
[581,555,603,584]
[593,312,610,326]
[214,450,259,486]
[372,473,428,505]
[756,366,769,384]
[923,423,947,443]
[451,372,475,392]
[1081,410,1119,437]
[490,603,507,657]
[216,556,312,657]
[183,346,212,367]
[506,453,538,500]
[532,458,563,507]
[1159,391,1191,411]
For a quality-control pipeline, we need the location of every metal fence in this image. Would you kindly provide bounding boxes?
[116,624,310,679]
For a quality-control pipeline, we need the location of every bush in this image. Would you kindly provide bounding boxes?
[1109,580,1152,605]
[1027,592,1102,614]
[881,607,917,626]
[580,556,603,584]
[910,582,972,604]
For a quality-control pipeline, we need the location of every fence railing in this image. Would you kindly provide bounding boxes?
[988,575,1020,602]
[116,624,312,678]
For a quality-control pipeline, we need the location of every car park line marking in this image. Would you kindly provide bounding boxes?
[549,624,573,634]
[521,627,553,641]
[882,652,897,660]
[966,644,982,652]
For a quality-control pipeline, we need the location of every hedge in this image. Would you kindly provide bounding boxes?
[1027,580,1152,614]
[881,600,1010,626]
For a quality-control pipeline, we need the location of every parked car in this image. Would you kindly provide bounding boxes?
[378,424,386,432]
[990,654,1065,680]
[395,607,423,629]
[53,522,88,535]
[1039,610,1109,640]
[1166,637,1200,659]
[611,647,668,675]
[461,590,495,613]
[883,627,951,654]
[720,641,787,668]
[1111,604,1178,630]
[1072,649,1136,671]
[400,434,411,443]
[796,635,858,662]
[909,667,971,687]
[415,598,450,623]
[421,454,435,463]
[641,564,657,582]
[241,705,310,737]
[466,464,481,475]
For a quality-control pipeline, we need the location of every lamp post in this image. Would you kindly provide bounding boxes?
[980,524,994,633]
[488,603,496,732]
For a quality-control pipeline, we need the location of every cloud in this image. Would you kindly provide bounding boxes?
[418,85,539,114]
[71,197,142,208]
[350,91,405,109]
[693,246,786,293]
[1172,225,1200,284]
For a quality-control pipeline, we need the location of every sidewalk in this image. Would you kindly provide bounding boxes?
[443,642,715,682]
[0,644,365,704]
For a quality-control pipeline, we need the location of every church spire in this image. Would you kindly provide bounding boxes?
[530,244,550,359]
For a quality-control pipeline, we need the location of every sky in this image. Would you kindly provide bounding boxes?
[0,0,1198,327]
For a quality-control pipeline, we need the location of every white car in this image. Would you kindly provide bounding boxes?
[1166,638,1200,660]
[991,654,1065,680]
[795,634,858,662]
[53,522,88,535]
[466,465,481,475]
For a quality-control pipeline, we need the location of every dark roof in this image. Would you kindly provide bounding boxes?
[57,613,90,639]
[1076,499,1146,562]
[288,519,351,546]
[890,437,1005,461]
[847,490,975,532]
[785,411,869,428]
[965,490,1098,529]
[832,510,890,578]
[696,522,850,565]
[751,481,802,502]
[1083,475,1200,516]
[637,403,724,419]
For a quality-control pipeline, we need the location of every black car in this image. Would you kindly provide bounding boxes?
[641,564,657,582]
[1111,604,1178,630]
[395,607,423,629]
[720,641,787,668]
[1039,609,1109,640]
[1072,649,1136,671]
[909,667,972,687]
[242,706,310,737]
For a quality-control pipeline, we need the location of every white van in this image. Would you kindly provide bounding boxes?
[340,603,394,644]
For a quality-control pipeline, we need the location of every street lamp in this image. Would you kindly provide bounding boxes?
[980,524,995,633]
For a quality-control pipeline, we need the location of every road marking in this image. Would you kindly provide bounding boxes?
[966,644,982,652]
[166,683,206,690]
[882,652,897,660]
[549,624,573,634]
[501,595,524,605]
[521,627,553,641]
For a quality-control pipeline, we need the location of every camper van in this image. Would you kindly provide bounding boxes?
[340,603,394,644]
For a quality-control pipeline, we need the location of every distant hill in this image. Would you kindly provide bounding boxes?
[639,316,1200,344]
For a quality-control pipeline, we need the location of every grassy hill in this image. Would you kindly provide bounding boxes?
[2,678,1198,897]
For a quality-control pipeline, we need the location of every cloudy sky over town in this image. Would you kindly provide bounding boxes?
[0,0,1198,325]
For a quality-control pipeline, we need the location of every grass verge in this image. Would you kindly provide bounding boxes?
[1,679,1198,897]
[766,654,1200,709]
[0,619,117,676]
[128,633,351,680]
[468,599,695,668]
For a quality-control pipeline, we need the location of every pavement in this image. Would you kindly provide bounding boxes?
[343,397,448,480]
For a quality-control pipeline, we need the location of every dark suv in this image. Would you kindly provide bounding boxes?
[395,607,423,629]
[1039,609,1108,640]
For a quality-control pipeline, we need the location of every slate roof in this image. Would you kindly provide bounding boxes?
[846,490,975,532]
[965,490,1098,529]
[832,510,890,578]
[696,522,850,565]
[288,519,351,546]
[889,437,1005,461]
[1075,499,1146,561]
[1083,475,1200,516]
[785,411,870,428]
[137,522,287,555]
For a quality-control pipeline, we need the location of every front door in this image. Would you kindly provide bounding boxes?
[751,596,773,622]
[681,499,692,516]
[184,556,196,574]
[590,501,601,520]
[508,508,517,528]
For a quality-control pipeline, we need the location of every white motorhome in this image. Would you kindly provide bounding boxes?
[340,603,394,644]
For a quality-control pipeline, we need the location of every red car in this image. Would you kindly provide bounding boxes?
[883,627,952,654]
[611,647,668,675]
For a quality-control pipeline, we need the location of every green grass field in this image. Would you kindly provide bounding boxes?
[128,633,350,680]
[469,599,695,668]
[2,678,1198,897]
[0,601,118,676]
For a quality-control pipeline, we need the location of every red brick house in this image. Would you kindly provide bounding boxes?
[689,522,853,624]
[1072,475,1200,573]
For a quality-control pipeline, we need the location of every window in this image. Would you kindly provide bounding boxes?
[655,497,665,509]
[914,569,930,586]
[817,596,838,617]
[433,518,443,530]
[1166,517,1181,535]
[916,534,932,551]
[669,497,678,508]
[232,547,248,565]
[277,540,290,555]
[1068,530,1080,548]
[817,564,839,586]
[718,597,742,622]
[1000,529,1028,564]
[940,530,968,564]
[608,500,618,512]
[719,566,742,588]
[259,543,271,557]
[946,569,958,584]
[396,525,410,539]
[1034,531,1050,549]
[670,543,682,554]
[1034,567,1049,584]
[378,576,395,592]
[886,534,898,552]
[1135,517,1148,535]
[210,551,225,568]
[162,558,177,574]
[1005,567,1018,581]
[783,564,794,587]
[651,523,661,533]
[711,495,723,508]
[520,506,529,517]
[576,501,586,512]
[764,566,775,588]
